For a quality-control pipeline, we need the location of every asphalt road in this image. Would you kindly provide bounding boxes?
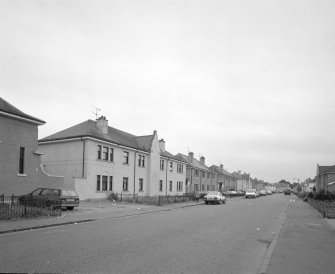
[0,195,289,274]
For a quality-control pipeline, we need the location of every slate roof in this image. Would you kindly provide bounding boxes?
[0,97,45,124]
[209,165,233,177]
[176,153,211,171]
[39,119,153,152]
[319,165,335,174]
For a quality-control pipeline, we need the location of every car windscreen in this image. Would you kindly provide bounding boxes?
[207,191,219,195]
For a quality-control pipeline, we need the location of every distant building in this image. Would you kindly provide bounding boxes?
[209,164,236,192]
[38,116,187,200]
[176,152,216,193]
[0,97,63,195]
[231,171,252,191]
[316,164,335,192]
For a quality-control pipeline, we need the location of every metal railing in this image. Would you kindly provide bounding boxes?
[307,198,335,218]
[0,194,62,220]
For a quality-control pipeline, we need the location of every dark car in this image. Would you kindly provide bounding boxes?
[284,189,291,195]
[19,188,80,210]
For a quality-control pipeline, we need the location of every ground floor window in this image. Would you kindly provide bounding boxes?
[159,180,163,192]
[202,184,205,191]
[169,181,172,192]
[123,177,128,191]
[139,178,143,191]
[177,181,183,192]
[195,184,199,191]
[109,176,113,191]
[207,185,210,191]
[97,175,113,191]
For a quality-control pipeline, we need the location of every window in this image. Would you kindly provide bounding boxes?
[103,147,109,161]
[159,180,163,191]
[97,145,102,160]
[160,159,164,170]
[123,151,129,164]
[102,175,108,191]
[202,171,205,178]
[169,181,172,192]
[169,162,173,172]
[96,175,101,191]
[19,147,25,174]
[202,185,205,191]
[139,178,143,191]
[195,170,199,177]
[98,145,113,162]
[123,177,128,191]
[177,181,183,192]
[109,148,114,162]
[207,185,210,191]
[207,172,210,179]
[195,184,199,191]
[138,155,145,167]
[177,164,183,173]
[109,176,113,191]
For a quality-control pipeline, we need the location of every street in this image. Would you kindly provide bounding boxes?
[0,195,290,273]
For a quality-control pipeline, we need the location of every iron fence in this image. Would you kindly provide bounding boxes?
[0,194,62,220]
[307,198,335,218]
[107,192,195,206]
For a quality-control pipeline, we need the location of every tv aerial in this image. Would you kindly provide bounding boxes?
[91,105,101,119]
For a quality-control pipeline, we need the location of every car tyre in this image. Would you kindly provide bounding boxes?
[205,201,208,205]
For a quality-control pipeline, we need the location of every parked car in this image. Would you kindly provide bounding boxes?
[284,189,291,195]
[204,191,226,204]
[266,190,273,195]
[259,190,267,196]
[18,187,80,210]
[245,189,258,198]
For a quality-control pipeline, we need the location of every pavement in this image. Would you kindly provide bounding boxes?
[0,200,205,234]
[265,198,335,274]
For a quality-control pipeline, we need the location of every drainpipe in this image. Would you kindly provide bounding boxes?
[81,138,85,178]
[190,167,193,193]
[166,159,168,195]
[134,151,137,195]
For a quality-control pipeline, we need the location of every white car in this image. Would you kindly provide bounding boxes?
[245,189,258,199]
[204,191,226,204]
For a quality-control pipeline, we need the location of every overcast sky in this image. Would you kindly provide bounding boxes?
[1,0,335,184]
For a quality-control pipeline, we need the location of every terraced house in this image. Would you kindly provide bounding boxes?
[38,116,187,200]
[209,164,236,192]
[0,97,63,195]
[177,152,217,194]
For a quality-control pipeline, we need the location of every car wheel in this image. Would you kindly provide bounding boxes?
[205,201,208,204]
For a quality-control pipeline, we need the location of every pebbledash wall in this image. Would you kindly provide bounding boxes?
[38,120,187,200]
[0,99,64,195]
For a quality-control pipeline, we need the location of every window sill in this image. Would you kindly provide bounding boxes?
[17,173,27,177]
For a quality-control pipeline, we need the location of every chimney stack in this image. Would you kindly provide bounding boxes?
[200,156,205,165]
[159,139,165,152]
[96,116,108,134]
[188,152,194,162]
[220,164,224,171]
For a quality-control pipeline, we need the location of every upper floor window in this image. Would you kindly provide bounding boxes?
[169,162,173,172]
[123,151,129,164]
[19,147,25,174]
[97,145,113,162]
[103,147,109,161]
[195,170,199,177]
[177,164,183,173]
[97,145,102,160]
[138,155,145,167]
[160,159,164,170]
[207,172,210,179]
[202,171,205,178]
